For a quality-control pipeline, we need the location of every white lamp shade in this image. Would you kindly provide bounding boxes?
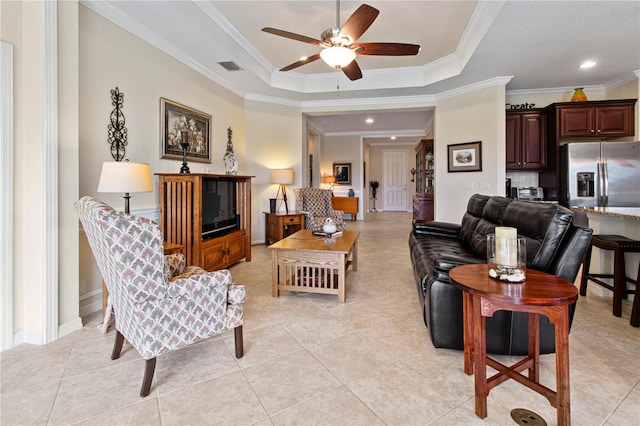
[270,168,294,185]
[97,161,153,193]
[320,46,356,68]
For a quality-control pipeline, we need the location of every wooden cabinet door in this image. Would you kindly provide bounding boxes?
[202,239,227,271]
[596,105,634,136]
[559,106,594,138]
[226,232,246,265]
[506,113,521,170]
[521,113,546,169]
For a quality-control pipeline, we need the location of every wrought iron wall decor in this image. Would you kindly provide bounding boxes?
[107,87,127,161]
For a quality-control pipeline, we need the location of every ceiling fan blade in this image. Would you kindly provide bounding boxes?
[352,42,420,56]
[339,4,379,43]
[279,53,321,72]
[341,60,363,81]
[262,27,322,45]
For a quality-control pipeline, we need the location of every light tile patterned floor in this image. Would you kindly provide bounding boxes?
[1,212,639,425]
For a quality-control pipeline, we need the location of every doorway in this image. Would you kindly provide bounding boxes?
[382,150,408,211]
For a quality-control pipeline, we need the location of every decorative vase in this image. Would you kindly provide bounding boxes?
[323,218,337,235]
[571,88,587,102]
[348,188,355,197]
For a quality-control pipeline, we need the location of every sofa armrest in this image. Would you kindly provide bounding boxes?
[413,221,461,238]
[433,253,484,274]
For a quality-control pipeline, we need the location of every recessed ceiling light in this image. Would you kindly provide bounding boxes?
[365,118,374,124]
[580,60,596,69]
[390,136,397,140]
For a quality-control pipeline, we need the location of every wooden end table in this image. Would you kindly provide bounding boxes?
[449,264,578,426]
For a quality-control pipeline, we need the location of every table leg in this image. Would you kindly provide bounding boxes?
[271,252,279,297]
[352,240,358,271]
[472,295,488,418]
[528,313,540,382]
[555,306,571,426]
[462,291,473,375]
[338,254,346,303]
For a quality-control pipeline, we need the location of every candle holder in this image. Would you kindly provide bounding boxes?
[487,234,526,282]
[179,130,190,174]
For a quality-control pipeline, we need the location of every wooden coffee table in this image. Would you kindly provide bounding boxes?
[268,229,359,303]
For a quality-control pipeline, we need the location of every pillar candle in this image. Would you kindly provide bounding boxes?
[495,226,517,267]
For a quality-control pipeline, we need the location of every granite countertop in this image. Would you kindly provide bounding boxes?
[575,206,640,221]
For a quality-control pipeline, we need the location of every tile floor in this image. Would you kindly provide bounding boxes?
[1,212,639,425]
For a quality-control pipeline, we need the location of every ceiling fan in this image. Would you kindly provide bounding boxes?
[262,1,420,81]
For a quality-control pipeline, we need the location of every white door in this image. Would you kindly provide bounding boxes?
[382,150,408,211]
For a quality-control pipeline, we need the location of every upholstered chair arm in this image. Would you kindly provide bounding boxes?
[329,209,344,221]
[167,268,232,298]
[228,284,246,305]
[164,253,186,281]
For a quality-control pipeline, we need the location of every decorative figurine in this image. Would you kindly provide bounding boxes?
[223,127,238,175]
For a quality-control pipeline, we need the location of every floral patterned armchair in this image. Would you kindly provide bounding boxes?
[75,196,245,397]
[294,188,346,231]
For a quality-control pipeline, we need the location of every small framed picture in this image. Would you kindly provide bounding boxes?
[333,162,351,185]
[160,98,211,163]
[448,141,482,173]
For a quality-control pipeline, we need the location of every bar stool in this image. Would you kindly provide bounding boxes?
[579,234,640,326]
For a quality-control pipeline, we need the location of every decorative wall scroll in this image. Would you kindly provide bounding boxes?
[107,87,127,161]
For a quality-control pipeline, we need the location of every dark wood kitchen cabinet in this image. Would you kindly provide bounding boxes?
[557,99,636,138]
[506,110,546,170]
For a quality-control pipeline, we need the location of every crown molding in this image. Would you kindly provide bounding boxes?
[455,0,506,66]
[322,129,427,137]
[603,70,640,91]
[192,1,273,84]
[436,76,513,101]
[81,0,248,99]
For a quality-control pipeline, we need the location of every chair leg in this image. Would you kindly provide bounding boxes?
[631,262,640,327]
[579,243,593,296]
[111,330,124,360]
[234,325,244,358]
[140,358,156,397]
[613,247,625,317]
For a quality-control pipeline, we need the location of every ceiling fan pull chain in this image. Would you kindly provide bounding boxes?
[336,0,340,28]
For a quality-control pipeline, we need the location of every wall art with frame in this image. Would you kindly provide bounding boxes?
[447,141,482,172]
[160,98,211,163]
[333,162,351,185]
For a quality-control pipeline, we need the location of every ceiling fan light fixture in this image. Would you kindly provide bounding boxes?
[320,46,356,68]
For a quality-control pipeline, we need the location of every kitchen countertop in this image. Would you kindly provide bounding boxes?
[574,207,640,221]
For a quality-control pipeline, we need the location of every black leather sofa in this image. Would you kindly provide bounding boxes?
[409,194,592,355]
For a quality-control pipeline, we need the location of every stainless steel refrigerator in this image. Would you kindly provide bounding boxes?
[560,141,640,207]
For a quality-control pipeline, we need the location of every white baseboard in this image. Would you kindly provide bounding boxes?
[59,317,83,338]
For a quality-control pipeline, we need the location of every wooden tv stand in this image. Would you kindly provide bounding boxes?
[156,173,253,271]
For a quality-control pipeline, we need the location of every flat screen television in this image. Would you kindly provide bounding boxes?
[201,177,238,240]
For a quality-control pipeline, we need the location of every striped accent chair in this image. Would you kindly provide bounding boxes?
[75,196,245,397]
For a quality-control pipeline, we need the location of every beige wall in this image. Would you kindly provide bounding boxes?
[434,85,506,222]
[78,6,247,313]
[244,99,302,243]
[606,79,640,140]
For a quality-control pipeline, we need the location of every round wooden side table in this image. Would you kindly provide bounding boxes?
[450,264,578,426]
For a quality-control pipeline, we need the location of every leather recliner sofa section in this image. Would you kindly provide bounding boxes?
[409,194,592,355]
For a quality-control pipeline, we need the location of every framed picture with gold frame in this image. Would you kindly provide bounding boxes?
[333,163,351,185]
[160,98,211,163]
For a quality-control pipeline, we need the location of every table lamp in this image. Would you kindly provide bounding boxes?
[323,175,336,194]
[97,161,153,214]
[270,168,294,214]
